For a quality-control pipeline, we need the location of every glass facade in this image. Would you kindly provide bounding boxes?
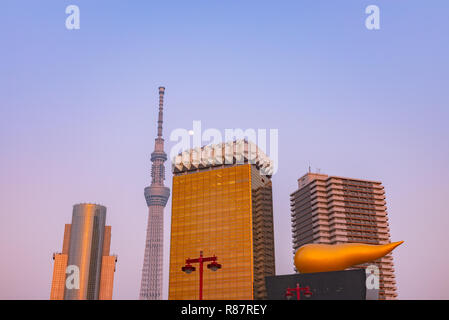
[99,255,117,300]
[65,204,106,300]
[168,163,275,300]
[50,254,68,300]
[50,204,117,300]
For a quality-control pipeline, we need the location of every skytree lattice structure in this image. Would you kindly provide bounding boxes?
[139,87,170,300]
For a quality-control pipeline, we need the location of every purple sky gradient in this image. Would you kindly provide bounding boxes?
[1,0,448,299]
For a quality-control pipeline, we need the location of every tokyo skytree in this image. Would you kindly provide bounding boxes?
[139,87,170,300]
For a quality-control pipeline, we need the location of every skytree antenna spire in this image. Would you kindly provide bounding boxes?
[140,87,170,300]
[157,87,164,138]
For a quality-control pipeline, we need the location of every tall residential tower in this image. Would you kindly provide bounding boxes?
[290,172,398,299]
[50,203,117,300]
[139,87,170,300]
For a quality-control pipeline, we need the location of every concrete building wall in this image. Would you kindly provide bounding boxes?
[291,172,399,300]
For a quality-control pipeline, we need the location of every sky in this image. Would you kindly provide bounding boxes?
[0,0,448,299]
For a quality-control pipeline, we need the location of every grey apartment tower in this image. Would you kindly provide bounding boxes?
[139,87,170,300]
[290,172,399,299]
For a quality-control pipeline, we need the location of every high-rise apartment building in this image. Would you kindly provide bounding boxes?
[139,87,170,300]
[168,140,275,300]
[50,203,117,300]
[290,172,398,299]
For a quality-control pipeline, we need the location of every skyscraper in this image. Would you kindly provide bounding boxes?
[139,87,170,300]
[290,172,398,299]
[50,203,117,300]
[168,140,275,300]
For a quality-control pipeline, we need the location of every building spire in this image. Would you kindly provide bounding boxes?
[157,86,165,138]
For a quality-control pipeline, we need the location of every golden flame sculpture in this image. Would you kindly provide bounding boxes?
[294,241,404,273]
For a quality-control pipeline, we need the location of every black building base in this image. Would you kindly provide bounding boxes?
[265,269,374,300]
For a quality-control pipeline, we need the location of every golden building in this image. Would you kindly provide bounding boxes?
[168,141,275,300]
[50,204,117,300]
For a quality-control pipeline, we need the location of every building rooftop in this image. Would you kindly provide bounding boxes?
[294,171,383,194]
[172,140,273,176]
